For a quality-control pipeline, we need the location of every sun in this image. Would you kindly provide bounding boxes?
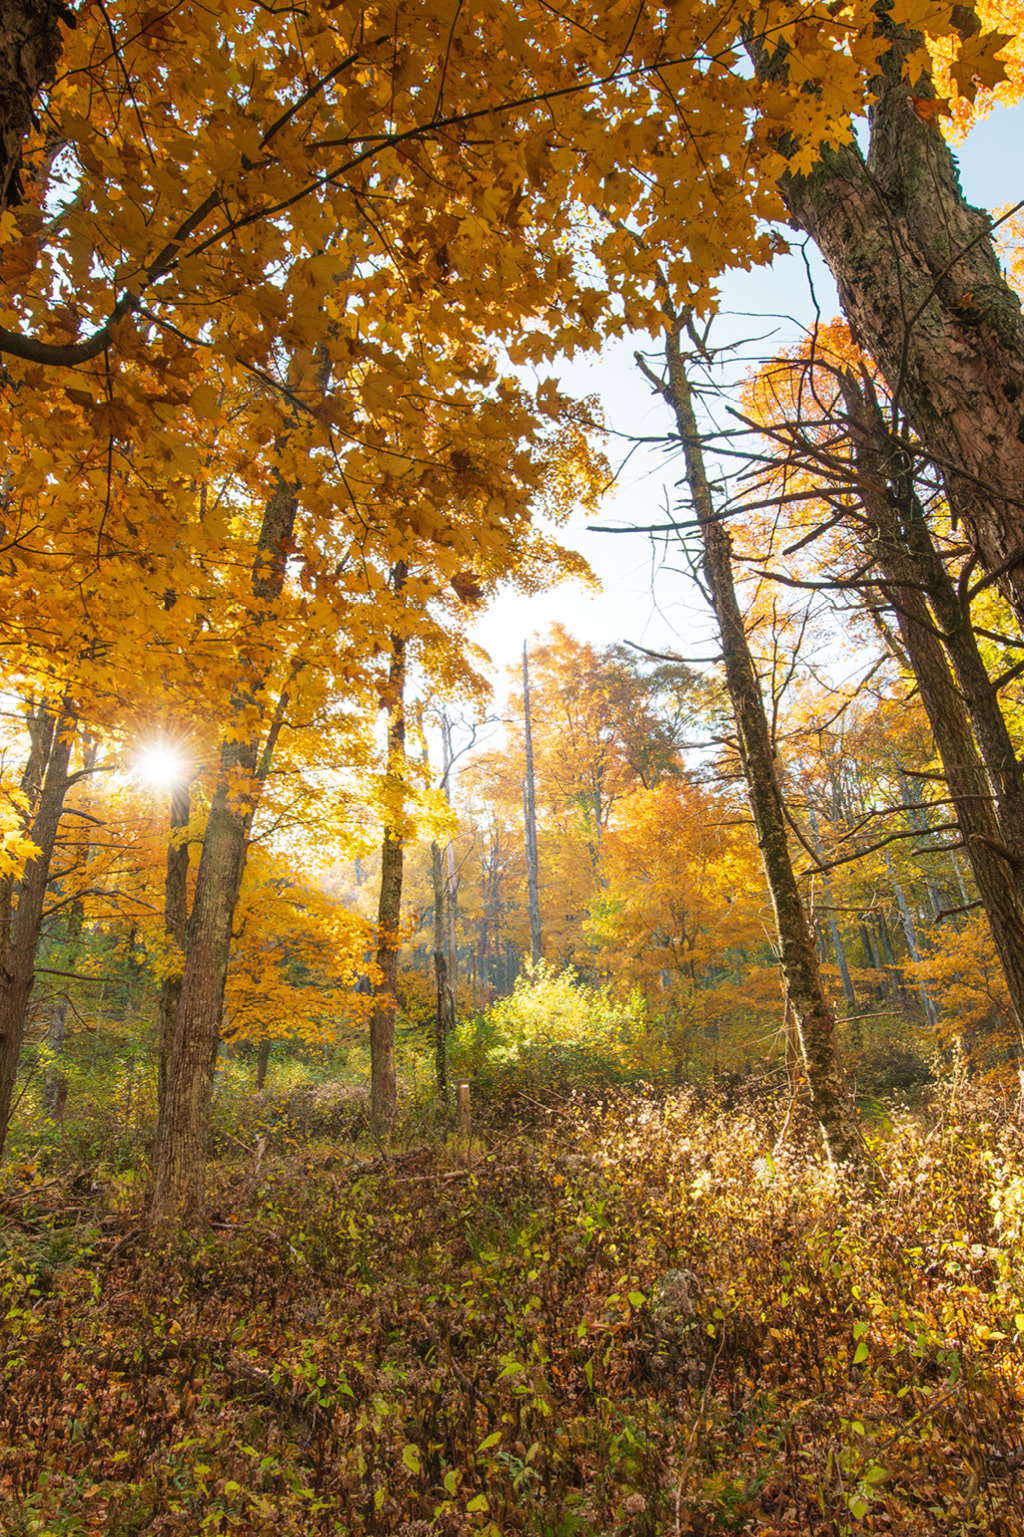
[136,741,186,789]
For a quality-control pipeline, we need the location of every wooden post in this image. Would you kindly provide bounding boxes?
[456,1081,471,1144]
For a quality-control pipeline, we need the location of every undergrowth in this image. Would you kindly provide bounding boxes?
[1,1087,1023,1535]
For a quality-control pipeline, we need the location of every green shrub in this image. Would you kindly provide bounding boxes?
[450,962,654,1102]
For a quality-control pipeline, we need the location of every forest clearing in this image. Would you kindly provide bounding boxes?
[3,0,1024,1531]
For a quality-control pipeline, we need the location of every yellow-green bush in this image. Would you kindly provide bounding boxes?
[450,961,655,1101]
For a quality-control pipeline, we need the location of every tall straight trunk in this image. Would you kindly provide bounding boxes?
[823,905,856,1009]
[868,411,1024,896]
[807,809,856,1009]
[0,705,75,1160]
[422,713,453,1092]
[843,375,1024,1040]
[860,920,885,990]
[898,776,943,922]
[370,614,407,1137]
[150,477,298,1223]
[440,713,459,1003]
[653,324,865,1167]
[882,850,939,1028]
[431,840,450,1096]
[522,642,542,966]
[156,781,190,1125]
[876,913,905,998]
[950,853,972,913]
[748,16,1024,623]
[41,734,96,1110]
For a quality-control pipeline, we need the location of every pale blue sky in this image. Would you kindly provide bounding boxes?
[468,104,1024,695]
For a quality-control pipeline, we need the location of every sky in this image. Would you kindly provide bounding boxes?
[466,103,1024,708]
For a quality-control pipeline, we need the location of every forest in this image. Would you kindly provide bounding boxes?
[1,0,1024,1532]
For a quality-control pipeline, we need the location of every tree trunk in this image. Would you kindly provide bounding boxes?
[748,16,1024,623]
[0,0,68,213]
[0,705,75,1160]
[156,781,190,1126]
[656,324,865,1168]
[0,701,55,955]
[898,776,944,922]
[860,920,886,993]
[150,476,298,1224]
[150,761,251,1219]
[440,713,459,1004]
[42,732,96,1114]
[522,642,543,965]
[369,613,407,1139]
[882,850,939,1028]
[876,913,905,999]
[431,840,454,1097]
[843,374,1024,1041]
[807,809,856,1008]
[255,1036,271,1092]
[891,456,1024,898]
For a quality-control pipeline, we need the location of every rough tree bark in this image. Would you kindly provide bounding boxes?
[150,478,298,1223]
[42,733,97,1115]
[648,322,866,1168]
[0,0,70,212]
[0,704,75,1160]
[748,10,1024,622]
[885,450,1024,898]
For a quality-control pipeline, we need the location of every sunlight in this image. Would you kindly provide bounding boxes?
[136,741,186,789]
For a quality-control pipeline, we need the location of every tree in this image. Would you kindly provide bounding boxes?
[738,324,1024,1052]
[368,576,408,1139]
[594,776,772,1078]
[639,312,866,1168]
[744,5,1024,622]
[0,701,76,1156]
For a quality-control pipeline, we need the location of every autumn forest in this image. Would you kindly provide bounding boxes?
[2,1,1024,1532]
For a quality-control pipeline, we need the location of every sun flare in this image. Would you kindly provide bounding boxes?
[136,742,186,789]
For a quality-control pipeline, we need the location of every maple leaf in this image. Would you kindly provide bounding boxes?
[949,28,1014,101]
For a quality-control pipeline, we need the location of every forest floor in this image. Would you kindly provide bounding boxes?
[1,1086,1023,1536]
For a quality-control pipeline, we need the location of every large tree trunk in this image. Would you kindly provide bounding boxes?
[654,324,865,1168]
[42,733,96,1115]
[369,616,407,1138]
[749,15,1024,622]
[0,705,75,1160]
[150,478,297,1224]
[150,747,254,1220]
[0,0,69,212]
[895,473,1024,895]
[156,781,190,1126]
